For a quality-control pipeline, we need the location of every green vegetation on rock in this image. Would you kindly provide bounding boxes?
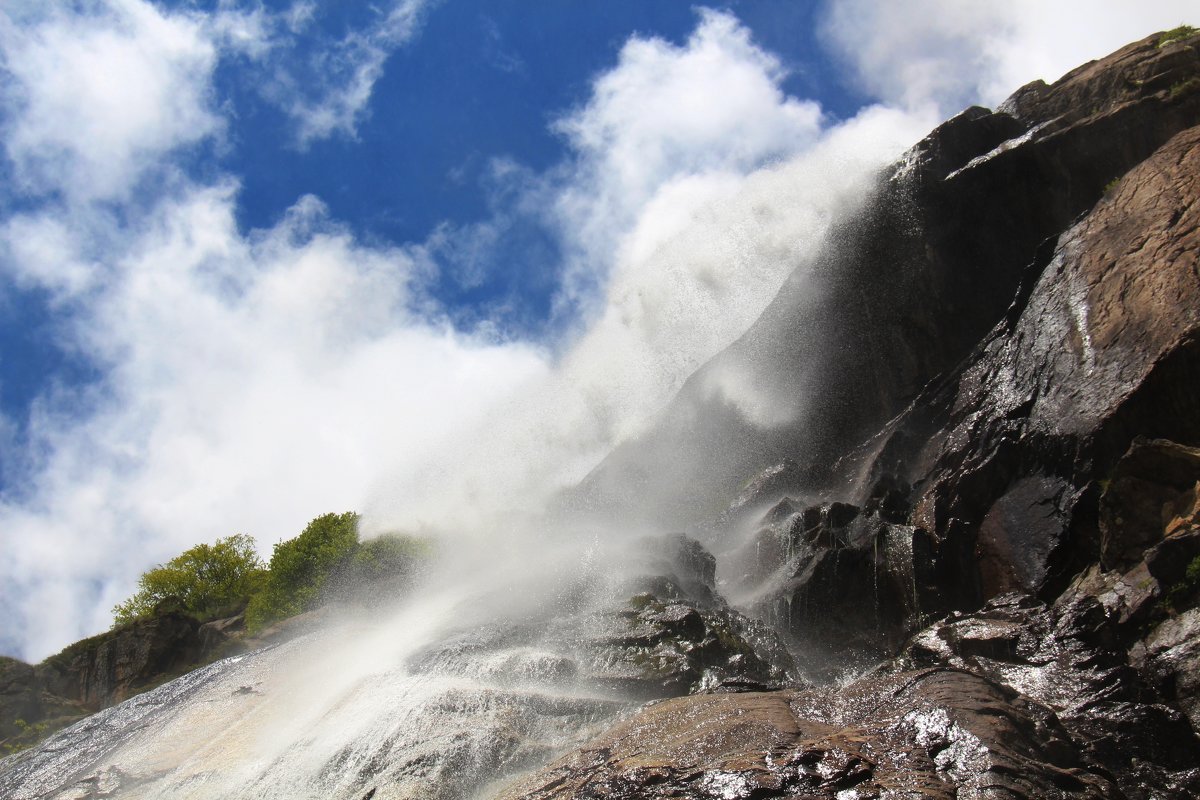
[111,534,266,626]
[245,512,361,631]
[112,512,432,635]
[1165,555,1200,612]
[2,718,50,755]
[1159,25,1198,47]
[1170,77,1200,99]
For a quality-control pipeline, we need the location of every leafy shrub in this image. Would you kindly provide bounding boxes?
[1163,555,1200,613]
[345,534,431,582]
[111,534,266,626]
[2,718,51,755]
[1170,77,1200,99]
[245,512,360,631]
[324,533,434,604]
[1159,25,1198,47]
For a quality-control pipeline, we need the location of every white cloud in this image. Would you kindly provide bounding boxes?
[264,0,432,145]
[822,0,1199,113]
[550,9,825,314]
[0,0,221,202]
[0,185,547,659]
[4,0,1177,663]
[363,15,932,537]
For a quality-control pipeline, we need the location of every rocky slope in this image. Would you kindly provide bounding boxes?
[500,29,1200,800]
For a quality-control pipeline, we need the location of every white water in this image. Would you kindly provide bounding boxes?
[0,541,658,800]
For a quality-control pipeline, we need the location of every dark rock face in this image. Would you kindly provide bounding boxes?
[854,118,1200,625]
[1136,609,1200,730]
[1100,439,1200,567]
[38,612,204,708]
[725,497,925,676]
[507,30,1200,800]
[903,591,1200,796]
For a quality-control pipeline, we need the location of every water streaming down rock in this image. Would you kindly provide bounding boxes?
[0,533,795,799]
[0,588,620,799]
[497,31,1200,798]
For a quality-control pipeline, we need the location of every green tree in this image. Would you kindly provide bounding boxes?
[324,533,434,604]
[111,534,266,626]
[245,512,360,631]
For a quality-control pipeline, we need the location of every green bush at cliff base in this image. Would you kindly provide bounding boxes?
[1163,555,1200,612]
[340,534,433,586]
[111,534,266,626]
[2,718,51,755]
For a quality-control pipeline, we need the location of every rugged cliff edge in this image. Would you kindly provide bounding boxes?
[501,30,1200,800]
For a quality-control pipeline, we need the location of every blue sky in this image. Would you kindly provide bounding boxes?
[0,0,1194,659]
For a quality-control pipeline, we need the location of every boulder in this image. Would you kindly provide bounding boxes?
[901,591,1200,796]
[976,476,1079,598]
[1135,609,1200,729]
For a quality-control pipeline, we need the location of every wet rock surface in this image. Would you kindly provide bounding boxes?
[501,30,1200,800]
[724,496,925,677]
[496,669,1125,800]
[838,93,1200,626]
[409,535,796,701]
[570,30,1200,533]
[1,612,226,754]
[503,585,1200,800]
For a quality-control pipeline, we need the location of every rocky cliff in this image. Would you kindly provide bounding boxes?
[501,29,1200,800]
[0,611,245,754]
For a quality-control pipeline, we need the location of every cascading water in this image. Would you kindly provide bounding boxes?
[0,527,796,799]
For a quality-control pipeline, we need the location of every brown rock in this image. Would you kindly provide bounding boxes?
[1101,439,1200,566]
[495,669,1121,799]
[976,476,1078,598]
[36,612,202,708]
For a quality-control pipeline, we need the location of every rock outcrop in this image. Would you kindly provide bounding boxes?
[0,610,243,753]
[570,29,1200,533]
[507,29,1200,799]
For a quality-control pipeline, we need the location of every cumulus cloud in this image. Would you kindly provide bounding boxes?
[1,0,1177,662]
[822,0,1199,113]
[0,0,221,202]
[550,8,825,315]
[0,185,547,659]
